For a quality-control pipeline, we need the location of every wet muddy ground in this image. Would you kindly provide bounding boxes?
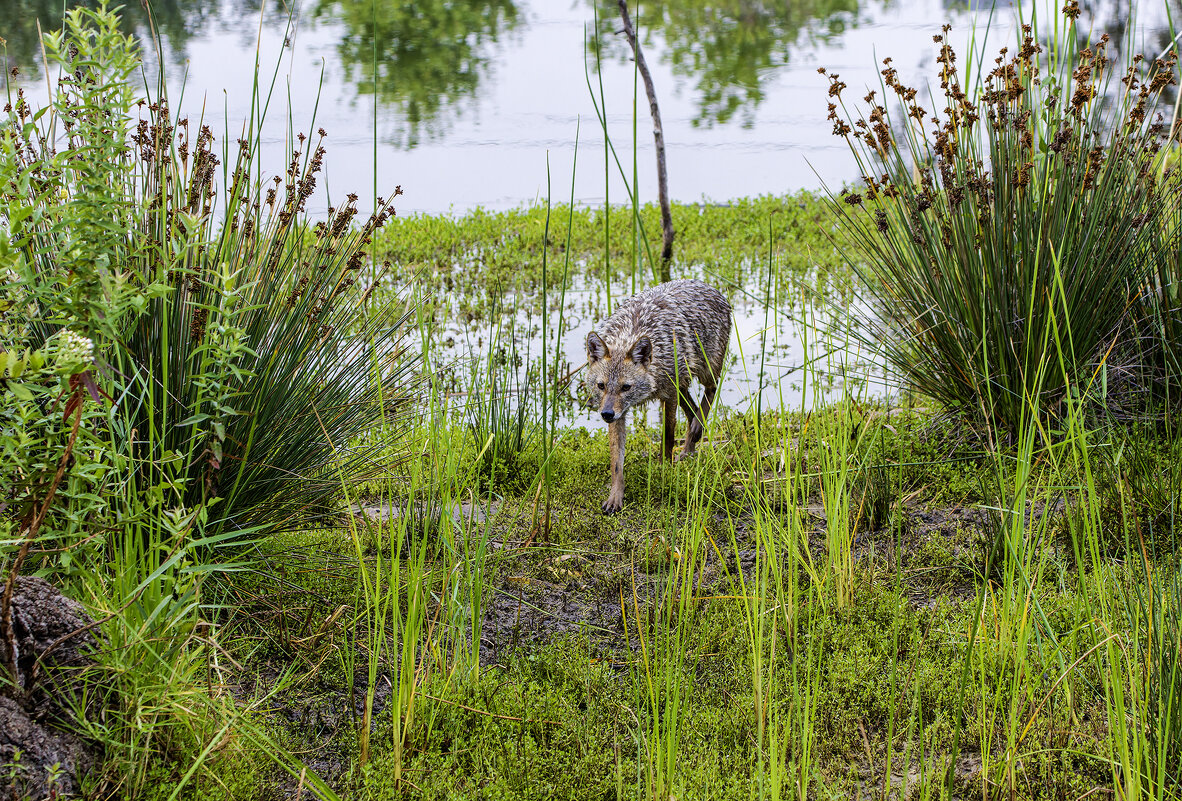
[241,487,1089,799]
[259,497,993,696]
[475,499,990,665]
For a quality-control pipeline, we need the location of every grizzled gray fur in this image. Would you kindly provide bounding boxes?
[585,279,731,513]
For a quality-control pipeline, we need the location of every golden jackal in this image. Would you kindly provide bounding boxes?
[585,279,731,514]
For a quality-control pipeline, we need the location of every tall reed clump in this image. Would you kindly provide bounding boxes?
[3,7,416,544]
[2,2,413,793]
[117,110,417,536]
[1146,164,1182,399]
[821,7,1180,436]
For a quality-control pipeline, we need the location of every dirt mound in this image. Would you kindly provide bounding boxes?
[0,694,95,799]
[1,577,101,800]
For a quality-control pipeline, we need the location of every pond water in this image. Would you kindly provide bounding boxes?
[4,0,1176,217]
[422,270,890,429]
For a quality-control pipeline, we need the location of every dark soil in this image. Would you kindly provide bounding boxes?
[475,500,991,665]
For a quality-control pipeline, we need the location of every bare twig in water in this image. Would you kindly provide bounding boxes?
[617,0,674,282]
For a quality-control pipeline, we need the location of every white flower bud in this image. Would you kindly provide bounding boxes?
[55,328,95,368]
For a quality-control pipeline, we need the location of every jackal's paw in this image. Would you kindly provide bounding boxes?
[602,494,624,514]
[674,448,697,463]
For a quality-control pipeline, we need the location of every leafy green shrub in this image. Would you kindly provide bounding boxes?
[823,13,1180,435]
[1,9,240,794]
[0,3,158,566]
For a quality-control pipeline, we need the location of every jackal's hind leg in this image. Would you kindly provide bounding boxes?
[662,399,677,461]
[680,383,717,459]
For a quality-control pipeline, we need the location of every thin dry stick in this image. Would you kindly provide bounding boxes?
[417,692,564,726]
[28,596,137,696]
[294,768,307,801]
[1,395,85,690]
[617,0,674,281]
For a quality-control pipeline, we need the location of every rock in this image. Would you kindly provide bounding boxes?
[0,577,101,800]
[4,576,99,717]
[0,694,94,799]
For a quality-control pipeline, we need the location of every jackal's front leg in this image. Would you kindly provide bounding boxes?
[604,416,627,514]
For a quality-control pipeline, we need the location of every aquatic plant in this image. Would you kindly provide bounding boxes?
[823,8,1180,435]
[465,298,542,493]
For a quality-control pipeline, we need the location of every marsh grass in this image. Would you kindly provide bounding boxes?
[372,196,850,312]
[730,388,812,801]
[1129,544,1182,796]
[810,373,880,610]
[464,301,543,493]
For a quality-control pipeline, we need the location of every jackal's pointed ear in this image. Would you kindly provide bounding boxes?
[629,337,652,366]
[587,332,609,363]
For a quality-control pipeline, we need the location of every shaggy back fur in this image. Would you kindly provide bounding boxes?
[586,278,730,416]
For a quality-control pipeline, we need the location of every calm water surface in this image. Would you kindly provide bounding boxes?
[426,271,879,426]
[4,0,1175,216]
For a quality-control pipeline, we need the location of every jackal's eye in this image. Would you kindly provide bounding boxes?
[597,382,605,390]
[620,384,631,392]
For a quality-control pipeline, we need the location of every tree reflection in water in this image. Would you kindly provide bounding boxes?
[1,0,1173,147]
[590,0,860,128]
[317,0,520,149]
[0,0,279,77]
[1063,0,1180,109]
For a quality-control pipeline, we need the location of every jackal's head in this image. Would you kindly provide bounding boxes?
[585,332,655,423]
